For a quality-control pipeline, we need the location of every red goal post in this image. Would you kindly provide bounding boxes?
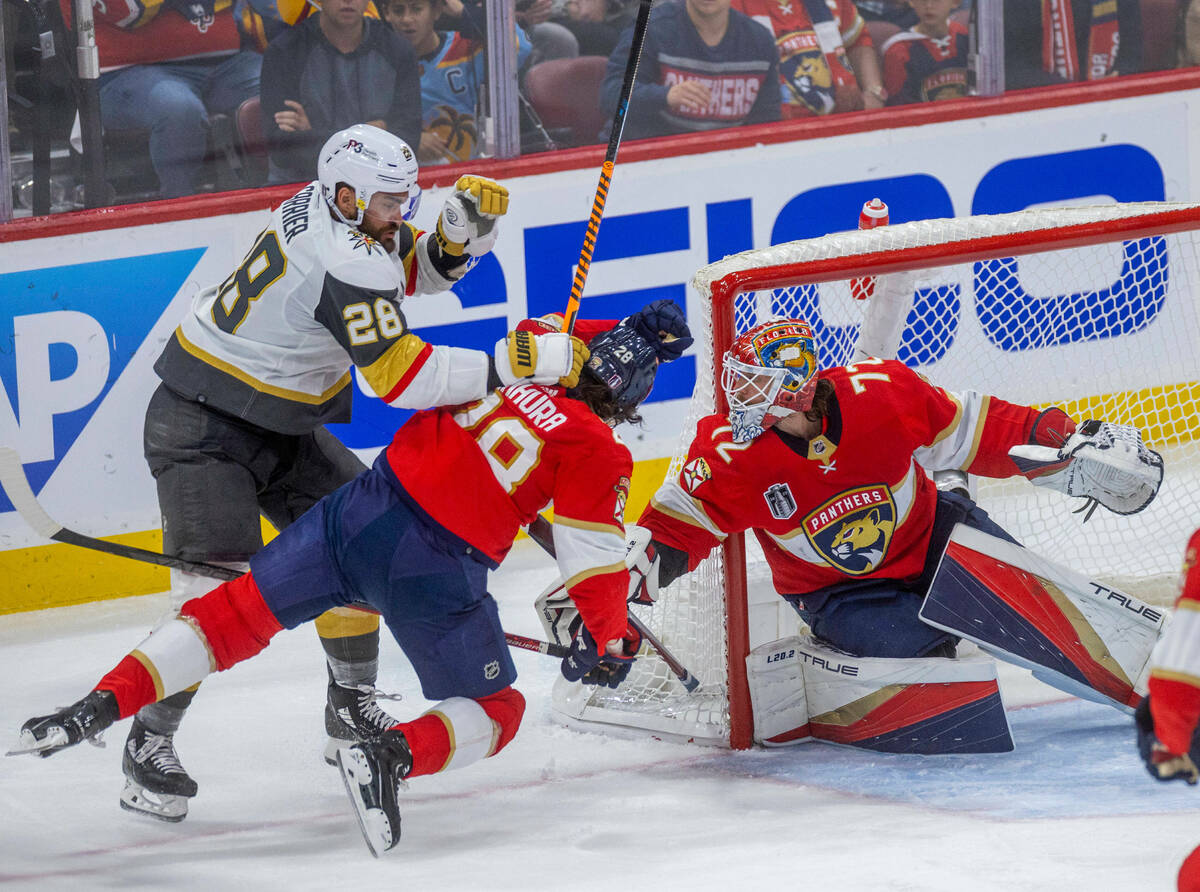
[552,201,1200,750]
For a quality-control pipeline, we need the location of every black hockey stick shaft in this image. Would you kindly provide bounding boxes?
[0,448,568,658]
[563,0,654,334]
[526,514,700,691]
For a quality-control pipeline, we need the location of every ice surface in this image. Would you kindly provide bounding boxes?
[1,542,1195,891]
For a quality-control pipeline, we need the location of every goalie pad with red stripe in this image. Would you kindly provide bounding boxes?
[746,635,1013,754]
[920,524,1166,712]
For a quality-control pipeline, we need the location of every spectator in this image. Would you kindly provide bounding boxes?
[383,0,532,164]
[1185,0,1200,67]
[1003,0,1143,89]
[438,0,578,62]
[600,0,781,142]
[61,0,262,199]
[260,0,422,184]
[881,0,968,105]
[734,0,886,116]
[551,0,636,57]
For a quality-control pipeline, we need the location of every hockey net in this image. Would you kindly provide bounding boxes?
[551,202,1200,748]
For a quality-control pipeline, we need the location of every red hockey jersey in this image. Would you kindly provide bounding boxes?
[640,359,1045,598]
[1148,529,1200,755]
[386,378,632,646]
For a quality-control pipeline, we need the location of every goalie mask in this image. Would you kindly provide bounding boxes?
[583,321,660,409]
[318,124,421,227]
[722,318,819,443]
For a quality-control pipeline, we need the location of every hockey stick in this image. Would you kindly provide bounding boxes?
[562,0,654,334]
[0,447,243,581]
[526,514,700,692]
[0,447,569,658]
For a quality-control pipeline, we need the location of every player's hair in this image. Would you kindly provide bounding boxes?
[804,377,835,422]
[568,377,644,427]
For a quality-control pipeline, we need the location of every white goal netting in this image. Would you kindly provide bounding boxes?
[553,202,1200,747]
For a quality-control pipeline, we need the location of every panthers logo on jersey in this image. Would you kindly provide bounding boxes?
[803,484,896,575]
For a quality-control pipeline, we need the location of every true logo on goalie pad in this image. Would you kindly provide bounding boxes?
[804,485,895,575]
[764,483,797,520]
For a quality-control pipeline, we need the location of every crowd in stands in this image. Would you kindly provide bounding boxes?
[9,0,1200,205]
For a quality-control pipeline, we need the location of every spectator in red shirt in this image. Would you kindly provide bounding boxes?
[733,0,886,116]
[881,0,968,105]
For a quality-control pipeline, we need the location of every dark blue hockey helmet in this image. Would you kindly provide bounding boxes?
[583,321,660,408]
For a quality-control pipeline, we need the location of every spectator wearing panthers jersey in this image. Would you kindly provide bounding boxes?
[1003,0,1143,89]
[58,0,262,199]
[260,0,423,184]
[881,0,968,105]
[733,0,886,117]
[383,0,532,164]
[600,0,781,141]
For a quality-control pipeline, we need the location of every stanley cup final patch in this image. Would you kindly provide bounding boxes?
[803,485,896,576]
[763,482,797,520]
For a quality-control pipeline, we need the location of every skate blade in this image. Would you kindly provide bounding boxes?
[6,726,67,757]
[324,736,352,767]
[120,781,189,823]
[336,749,391,858]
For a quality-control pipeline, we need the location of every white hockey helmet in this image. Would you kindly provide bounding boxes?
[318,123,421,227]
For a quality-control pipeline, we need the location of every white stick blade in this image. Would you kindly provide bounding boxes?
[0,447,64,539]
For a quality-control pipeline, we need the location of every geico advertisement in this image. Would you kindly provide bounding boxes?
[0,94,1191,550]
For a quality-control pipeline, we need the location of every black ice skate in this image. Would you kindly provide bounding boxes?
[324,668,402,765]
[337,730,413,858]
[8,690,118,757]
[119,718,198,823]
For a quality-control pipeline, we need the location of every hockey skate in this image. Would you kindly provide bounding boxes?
[119,718,198,823]
[324,668,403,766]
[8,690,118,757]
[336,730,413,858]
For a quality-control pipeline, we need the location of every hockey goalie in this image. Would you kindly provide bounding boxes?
[607,312,1166,754]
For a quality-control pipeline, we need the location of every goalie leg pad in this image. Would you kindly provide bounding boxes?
[748,636,1013,753]
[920,524,1166,712]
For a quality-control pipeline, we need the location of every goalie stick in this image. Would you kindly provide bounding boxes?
[0,447,569,659]
[526,514,701,692]
[563,0,654,334]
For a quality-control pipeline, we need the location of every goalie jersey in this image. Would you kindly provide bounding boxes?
[155,181,482,435]
[384,379,633,647]
[640,359,1049,598]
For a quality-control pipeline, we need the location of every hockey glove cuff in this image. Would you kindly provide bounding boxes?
[494,331,589,388]
[1136,696,1200,784]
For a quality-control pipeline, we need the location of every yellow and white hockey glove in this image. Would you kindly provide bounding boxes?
[436,175,509,257]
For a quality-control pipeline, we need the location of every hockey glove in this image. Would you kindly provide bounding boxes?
[561,622,641,689]
[1008,420,1164,519]
[535,578,578,647]
[625,525,661,606]
[1135,696,1200,784]
[435,175,508,257]
[494,330,589,388]
[626,299,693,361]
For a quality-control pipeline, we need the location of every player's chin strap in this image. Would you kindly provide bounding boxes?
[1008,420,1164,521]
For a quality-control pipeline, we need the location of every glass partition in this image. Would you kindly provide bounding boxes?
[0,0,1192,221]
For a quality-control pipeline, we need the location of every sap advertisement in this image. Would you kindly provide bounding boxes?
[0,88,1194,598]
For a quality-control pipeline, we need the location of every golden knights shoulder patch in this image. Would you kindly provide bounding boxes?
[803,485,896,575]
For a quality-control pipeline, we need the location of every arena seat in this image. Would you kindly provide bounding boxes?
[523,56,609,148]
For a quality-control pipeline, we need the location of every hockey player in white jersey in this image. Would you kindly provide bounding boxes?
[124,123,586,821]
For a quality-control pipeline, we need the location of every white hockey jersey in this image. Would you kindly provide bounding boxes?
[155,181,490,434]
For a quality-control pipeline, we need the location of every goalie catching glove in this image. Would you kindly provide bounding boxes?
[495,330,589,388]
[436,175,509,258]
[560,621,642,689]
[1008,419,1163,518]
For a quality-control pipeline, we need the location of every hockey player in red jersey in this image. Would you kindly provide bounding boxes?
[1134,529,1200,892]
[11,300,692,857]
[122,121,588,823]
[628,317,1163,722]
